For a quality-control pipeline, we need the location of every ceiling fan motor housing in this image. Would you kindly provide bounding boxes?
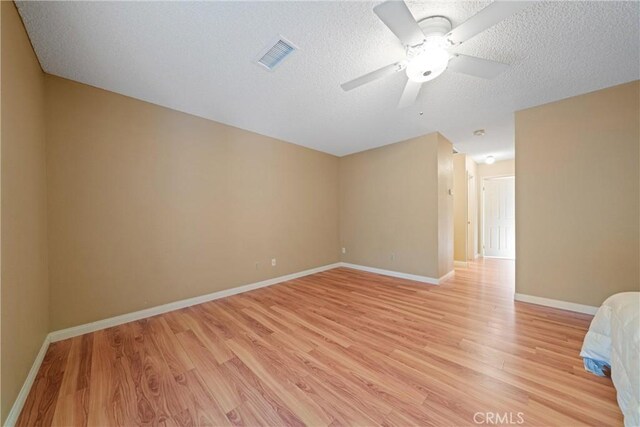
[417,16,452,39]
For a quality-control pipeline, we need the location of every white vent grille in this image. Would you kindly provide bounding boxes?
[255,37,296,71]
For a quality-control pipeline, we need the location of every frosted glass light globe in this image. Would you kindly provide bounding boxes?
[405,47,450,83]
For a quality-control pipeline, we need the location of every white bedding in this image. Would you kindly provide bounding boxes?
[581,292,640,427]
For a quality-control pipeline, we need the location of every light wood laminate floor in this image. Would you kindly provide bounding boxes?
[17,259,622,426]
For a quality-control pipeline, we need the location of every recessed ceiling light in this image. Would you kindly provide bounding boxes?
[485,155,496,164]
[473,129,485,136]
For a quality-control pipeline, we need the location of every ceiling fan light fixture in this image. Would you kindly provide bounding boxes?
[340,0,532,107]
[405,46,450,83]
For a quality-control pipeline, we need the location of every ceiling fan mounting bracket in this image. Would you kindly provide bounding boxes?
[417,16,452,39]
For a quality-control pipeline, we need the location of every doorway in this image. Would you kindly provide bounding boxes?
[482,176,515,259]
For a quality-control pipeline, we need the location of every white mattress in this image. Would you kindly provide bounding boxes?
[581,292,640,427]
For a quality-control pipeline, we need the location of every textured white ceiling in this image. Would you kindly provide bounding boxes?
[17,1,640,159]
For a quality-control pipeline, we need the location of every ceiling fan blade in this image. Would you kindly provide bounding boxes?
[398,78,422,109]
[373,1,425,47]
[446,1,533,45]
[341,62,403,91]
[448,54,509,79]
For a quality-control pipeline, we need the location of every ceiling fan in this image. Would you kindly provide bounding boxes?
[341,1,533,108]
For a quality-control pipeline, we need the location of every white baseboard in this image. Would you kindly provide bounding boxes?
[454,260,468,268]
[49,262,341,343]
[439,269,455,283]
[9,260,446,423]
[7,262,342,424]
[514,293,598,315]
[4,335,51,427]
[339,262,442,285]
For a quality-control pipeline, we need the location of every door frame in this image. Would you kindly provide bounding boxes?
[481,175,515,259]
[466,171,476,262]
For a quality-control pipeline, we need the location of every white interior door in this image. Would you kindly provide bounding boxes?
[483,177,515,258]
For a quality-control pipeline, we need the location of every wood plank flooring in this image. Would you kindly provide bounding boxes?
[17,259,622,426]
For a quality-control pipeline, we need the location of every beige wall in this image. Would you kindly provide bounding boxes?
[45,76,340,330]
[437,134,454,276]
[477,159,515,179]
[339,133,453,279]
[477,159,515,255]
[1,2,50,421]
[466,157,478,259]
[516,81,640,306]
[453,154,468,262]
[453,153,479,262]
[453,153,479,263]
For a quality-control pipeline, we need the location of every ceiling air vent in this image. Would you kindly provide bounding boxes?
[255,37,297,71]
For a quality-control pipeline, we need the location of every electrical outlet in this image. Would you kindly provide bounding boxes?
[390,252,396,261]
[341,247,346,254]
[271,258,277,267]
[255,262,260,270]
